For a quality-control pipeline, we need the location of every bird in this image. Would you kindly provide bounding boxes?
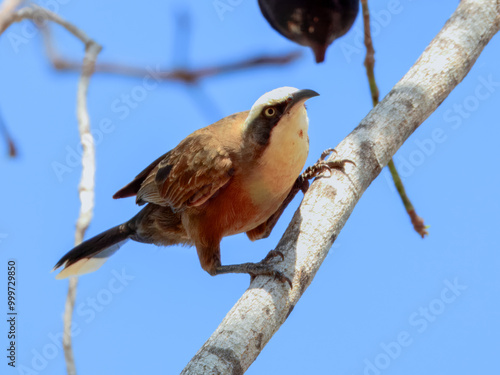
[54,87,332,285]
[258,0,359,63]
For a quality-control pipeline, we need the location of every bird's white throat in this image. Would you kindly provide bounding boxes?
[249,104,310,205]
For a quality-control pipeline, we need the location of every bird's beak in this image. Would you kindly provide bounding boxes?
[286,89,320,111]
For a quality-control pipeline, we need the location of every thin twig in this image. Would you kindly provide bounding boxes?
[0,107,17,157]
[64,40,101,375]
[63,277,77,375]
[52,52,302,83]
[360,0,428,238]
[0,4,102,374]
[171,6,192,69]
[0,0,24,157]
[360,0,379,108]
[387,160,427,236]
[1,5,97,42]
[39,24,302,84]
[0,0,24,31]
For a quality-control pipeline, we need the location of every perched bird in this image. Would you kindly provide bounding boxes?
[258,0,359,63]
[54,87,327,284]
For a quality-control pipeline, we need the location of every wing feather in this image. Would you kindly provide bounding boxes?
[130,131,235,210]
[113,151,171,199]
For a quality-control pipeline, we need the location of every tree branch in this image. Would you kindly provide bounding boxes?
[39,23,302,84]
[64,39,101,375]
[46,51,302,83]
[181,0,500,373]
[0,0,24,157]
[0,4,102,374]
[0,106,16,157]
[0,0,23,31]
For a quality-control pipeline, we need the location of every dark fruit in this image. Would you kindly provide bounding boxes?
[258,0,359,63]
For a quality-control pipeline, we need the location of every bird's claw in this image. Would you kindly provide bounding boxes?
[269,270,292,288]
[252,250,291,287]
[262,249,285,263]
[216,259,292,288]
[250,267,292,288]
[319,148,337,161]
[301,148,355,181]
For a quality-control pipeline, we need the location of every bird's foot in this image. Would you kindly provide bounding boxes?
[261,249,285,263]
[302,148,355,181]
[215,256,291,288]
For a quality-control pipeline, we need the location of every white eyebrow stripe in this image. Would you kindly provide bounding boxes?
[243,87,299,129]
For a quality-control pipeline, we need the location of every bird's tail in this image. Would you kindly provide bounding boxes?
[53,223,133,280]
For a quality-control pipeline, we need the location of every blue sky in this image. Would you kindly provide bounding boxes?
[1,0,499,374]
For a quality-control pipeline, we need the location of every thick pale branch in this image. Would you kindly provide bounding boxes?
[182,1,500,373]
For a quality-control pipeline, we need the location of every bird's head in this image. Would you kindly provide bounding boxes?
[242,87,319,149]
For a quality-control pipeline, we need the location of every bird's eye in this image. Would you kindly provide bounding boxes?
[264,107,277,117]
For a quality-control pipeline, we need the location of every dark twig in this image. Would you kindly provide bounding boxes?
[39,23,302,84]
[0,0,24,157]
[361,0,428,238]
[171,6,192,69]
[50,52,302,83]
[0,108,17,157]
[170,7,222,122]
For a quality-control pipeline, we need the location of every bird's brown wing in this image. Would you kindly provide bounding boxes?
[113,151,171,199]
[120,131,234,211]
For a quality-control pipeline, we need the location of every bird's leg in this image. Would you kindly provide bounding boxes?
[197,242,291,287]
[246,148,354,242]
[245,176,305,241]
[215,259,292,288]
[261,249,284,262]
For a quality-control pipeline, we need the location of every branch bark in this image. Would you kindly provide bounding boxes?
[181,1,500,373]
